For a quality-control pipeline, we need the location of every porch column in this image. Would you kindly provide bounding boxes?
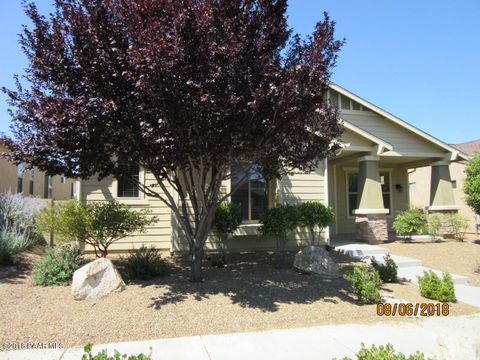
[428,161,458,212]
[354,155,389,244]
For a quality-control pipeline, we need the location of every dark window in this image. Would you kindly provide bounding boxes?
[451,180,457,189]
[231,165,267,222]
[44,175,52,198]
[16,163,24,193]
[29,169,34,195]
[117,164,140,198]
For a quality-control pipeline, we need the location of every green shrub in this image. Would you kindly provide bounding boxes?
[212,202,242,264]
[298,201,335,245]
[392,208,428,240]
[444,213,469,241]
[371,254,398,283]
[427,213,443,241]
[81,343,151,360]
[344,264,382,304]
[260,204,299,268]
[427,212,470,241]
[49,200,156,258]
[0,193,44,265]
[0,224,35,265]
[417,270,456,302]
[345,342,426,360]
[33,245,86,286]
[123,246,166,280]
[35,201,65,245]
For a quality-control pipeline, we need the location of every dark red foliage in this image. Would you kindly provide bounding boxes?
[2,0,344,281]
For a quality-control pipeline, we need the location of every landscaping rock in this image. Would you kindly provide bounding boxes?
[293,245,340,278]
[72,258,126,301]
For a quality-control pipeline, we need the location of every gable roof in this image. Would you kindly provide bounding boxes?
[452,139,480,156]
[342,120,393,154]
[329,83,470,161]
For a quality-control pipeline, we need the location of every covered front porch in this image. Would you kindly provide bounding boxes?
[327,121,461,244]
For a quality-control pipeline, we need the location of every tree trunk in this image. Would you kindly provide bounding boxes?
[190,246,204,282]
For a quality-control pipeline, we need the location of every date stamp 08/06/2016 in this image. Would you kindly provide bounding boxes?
[377,303,450,317]
[1,342,64,351]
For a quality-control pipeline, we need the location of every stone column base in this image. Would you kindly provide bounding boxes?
[355,214,388,244]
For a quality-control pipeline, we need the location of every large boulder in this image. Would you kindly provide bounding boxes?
[72,258,126,301]
[293,245,340,278]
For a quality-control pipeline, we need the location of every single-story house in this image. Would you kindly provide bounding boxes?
[0,141,77,200]
[78,83,469,253]
[409,139,480,233]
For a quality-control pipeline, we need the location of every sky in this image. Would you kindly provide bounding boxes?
[0,0,479,144]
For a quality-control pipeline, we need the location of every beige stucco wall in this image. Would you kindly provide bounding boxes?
[0,143,75,200]
[409,162,477,233]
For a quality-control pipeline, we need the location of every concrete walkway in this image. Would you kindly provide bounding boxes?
[2,314,480,360]
[335,241,480,308]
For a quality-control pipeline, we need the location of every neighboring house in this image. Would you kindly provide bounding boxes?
[79,83,468,252]
[409,139,480,233]
[0,141,76,200]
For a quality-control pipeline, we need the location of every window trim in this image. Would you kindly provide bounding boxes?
[345,168,393,219]
[230,166,274,224]
[112,165,146,203]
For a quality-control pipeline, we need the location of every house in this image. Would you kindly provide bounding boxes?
[78,83,469,252]
[0,141,76,200]
[409,139,480,233]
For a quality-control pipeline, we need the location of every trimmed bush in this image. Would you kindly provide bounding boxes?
[371,254,398,283]
[347,342,427,360]
[123,246,166,280]
[48,200,156,258]
[33,245,86,286]
[417,270,456,302]
[344,264,382,304]
[392,208,428,241]
[81,343,151,360]
[298,201,335,246]
[212,202,242,265]
[260,204,299,269]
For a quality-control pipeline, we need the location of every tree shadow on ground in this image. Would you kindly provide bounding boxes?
[0,263,31,284]
[144,250,362,312]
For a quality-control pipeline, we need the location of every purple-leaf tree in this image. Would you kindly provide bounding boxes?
[2,0,344,282]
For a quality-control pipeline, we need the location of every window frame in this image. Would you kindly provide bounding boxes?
[16,163,25,194]
[112,165,146,202]
[231,166,272,224]
[345,168,393,218]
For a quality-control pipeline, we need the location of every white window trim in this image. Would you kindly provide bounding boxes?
[112,166,148,205]
[345,168,394,219]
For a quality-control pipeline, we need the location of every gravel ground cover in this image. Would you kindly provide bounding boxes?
[382,238,480,286]
[0,250,478,349]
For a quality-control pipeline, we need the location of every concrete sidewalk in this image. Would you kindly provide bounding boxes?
[3,314,480,360]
